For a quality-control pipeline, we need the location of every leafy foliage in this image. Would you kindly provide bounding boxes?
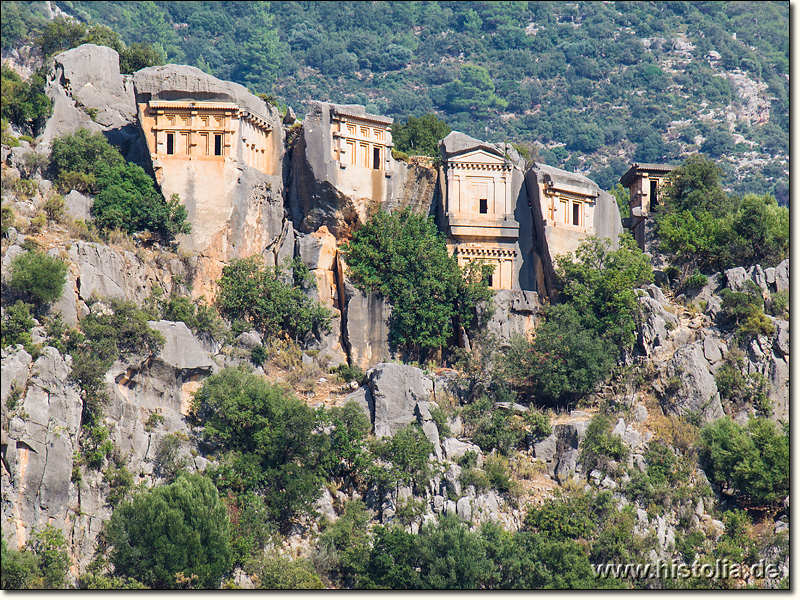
[392,114,452,157]
[341,208,492,360]
[699,417,788,507]
[8,250,68,309]
[373,424,435,492]
[655,156,788,281]
[1,300,36,353]
[50,129,190,242]
[718,283,775,342]
[580,414,629,474]
[0,525,70,589]
[0,65,51,135]
[103,474,231,589]
[216,257,330,342]
[191,366,326,529]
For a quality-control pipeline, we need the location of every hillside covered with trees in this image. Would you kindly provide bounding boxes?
[2,0,787,199]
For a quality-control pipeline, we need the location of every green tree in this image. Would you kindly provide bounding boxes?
[392,114,451,157]
[191,367,326,529]
[556,234,653,350]
[699,417,788,507]
[374,424,434,492]
[1,537,42,589]
[8,250,68,310]
[216,257,330,342]
[341,208,492,360]
[103,474,231,589]
[0,65,51,134]
[503,305,616,407]
[1,300,36,351]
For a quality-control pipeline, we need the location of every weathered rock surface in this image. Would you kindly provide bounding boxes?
[342,281,393,371]
[2,348,82,556]
[42,45,146,163]
[63,190,92,222]
[482,290,540,344]
[659,341,724,424]
[367,363,433,438]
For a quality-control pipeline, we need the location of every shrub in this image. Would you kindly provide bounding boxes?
[503,305,616,407]
[765,290,788,318]
[0,65,51,135]
[374,424,434,492]
[250,344,268,366]
[428,405,452,439]
[315,500,371,587]
[715,350,770,416]
[42,193,65,223]
[153,433,188,481]
[525,410,552,440]
[8,250,68,309]
[50,129,190,241]
[250,552,324,590]
[340,207,492,361]
[1,300,36,351]
[699,417,788,507]
[103,474,232,589]
[333,363,366,385]
[471,408,526,454]
[580,414,629,474]
[216,256,331,342]
[2,202,15,234]
[718,284,775,341]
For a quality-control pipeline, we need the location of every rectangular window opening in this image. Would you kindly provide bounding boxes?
[166,133,174,155]
[485,274,493,288]
[373,147,381,170]
[479,199,488,214]
[214,134,223,156]
[573,202,580,226]
[650,180,659,206]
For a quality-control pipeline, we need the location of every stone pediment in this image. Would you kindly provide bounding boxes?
[448,148,507,167]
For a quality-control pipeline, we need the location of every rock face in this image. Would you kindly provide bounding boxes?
[482,290,541,344]
[2,348,82,554]
[42,44,147,163]
[288,101,438,241]
[132,64,289,297]
[659,341,724,424]
[342,282,393,371]
[367,363,433,438]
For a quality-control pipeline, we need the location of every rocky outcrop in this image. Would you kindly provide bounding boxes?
[367,363,433,438]
[481,289,540,344]
[524,163,623,300]
[342,282,393,372]
[2,348,82,554]
[41,44,147,163]
[658,341,724,424]
[288,101,438,241]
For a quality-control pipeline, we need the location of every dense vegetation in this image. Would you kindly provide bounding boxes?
[504,235,652,406]
[49,129,190,242]
[100,474,232,589]
[654,155,788,286]
[20,0,787,201]
[215,257,331,342]
[341,207,492,360]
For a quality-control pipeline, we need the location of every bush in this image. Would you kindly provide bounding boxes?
[216,257,331,342]
[8,250,68,309]
[250,552,324,589]
[1,300,36,351]
[50,129,190,242]
[315,500,371,587]
[374,424,434,492]
[42,193,65,223]
[2,202,15,234]
[471,408,526,454]
[0,65,51,134]
[718,284,775,341]
[341,208,492,360]
[333,363,366,385]
[699,417,788,507]
[103,474,232,589]
[503,305,616,407]
[714,350,770,416]
[580,414,629,474]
